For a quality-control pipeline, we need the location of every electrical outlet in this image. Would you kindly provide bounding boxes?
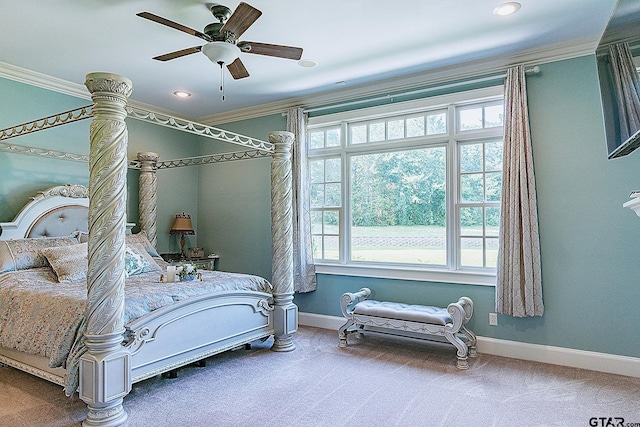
[489,312,498,326]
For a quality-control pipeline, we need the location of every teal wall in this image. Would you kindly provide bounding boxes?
[3,54,640,359]
[0,77,201,254]
[215,55,640,359]
[0,79,89,220]
[196,115,286,280]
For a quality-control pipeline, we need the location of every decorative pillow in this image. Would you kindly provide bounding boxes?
[125,232,160,258]
[72,231,89,243]
[41,243,88,283]
[125,243,161,277]
[0,236,80,274]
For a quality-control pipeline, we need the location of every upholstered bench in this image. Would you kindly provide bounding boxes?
[338,288,477,369]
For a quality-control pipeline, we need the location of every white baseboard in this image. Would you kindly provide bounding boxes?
[299,312,640,378]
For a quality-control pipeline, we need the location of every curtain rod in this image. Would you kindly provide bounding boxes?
[304,66,540,115]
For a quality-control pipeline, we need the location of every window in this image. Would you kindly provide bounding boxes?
[307,86,504,285]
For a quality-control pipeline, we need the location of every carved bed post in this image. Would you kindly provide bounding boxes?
[80,73,133,427]
[137,152,159,248]
[269,131,298,352]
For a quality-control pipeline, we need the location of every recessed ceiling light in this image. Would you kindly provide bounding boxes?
[298,59,317,68]
[493,2,521,16]
[173,90,191,98]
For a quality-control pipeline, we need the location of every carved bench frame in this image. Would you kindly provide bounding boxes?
[338,288,477,369]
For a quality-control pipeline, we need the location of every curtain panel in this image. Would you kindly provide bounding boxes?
[496,65,544,317]
[608,42,640,142]
[287,107,317,293]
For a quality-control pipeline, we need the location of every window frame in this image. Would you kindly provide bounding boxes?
[307,86,504,286]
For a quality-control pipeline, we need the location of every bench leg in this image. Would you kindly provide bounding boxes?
[460,325,478,358]
[338,319,355,348]
[445,331,469,370]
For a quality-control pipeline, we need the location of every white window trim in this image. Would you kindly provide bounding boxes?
[308,85,505,286]
[314,263,497,286]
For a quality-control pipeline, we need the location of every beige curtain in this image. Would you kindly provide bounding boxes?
[609,42,640,142]
[287,107,317,293]
[496,65,544,317]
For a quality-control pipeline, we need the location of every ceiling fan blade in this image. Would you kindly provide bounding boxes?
[238,42,303,60]
[221,2,262,39]
[227,58,250,80]
[137,12,211,41]
[153,46,202,62]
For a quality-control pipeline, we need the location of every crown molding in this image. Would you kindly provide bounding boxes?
[0,61,195,122]
[198,35,599,125]
[0,61,90,100]
[1,35,599,127]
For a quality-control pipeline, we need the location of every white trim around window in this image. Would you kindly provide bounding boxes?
[308,85,505,286]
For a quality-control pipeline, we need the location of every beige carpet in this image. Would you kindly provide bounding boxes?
[1,326,639,427]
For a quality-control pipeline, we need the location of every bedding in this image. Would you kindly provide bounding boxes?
[0,259,272,395]
[41,242,88,282]
[0,235,80,273]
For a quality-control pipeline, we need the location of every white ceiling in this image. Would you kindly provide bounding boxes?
[0,1,621,122]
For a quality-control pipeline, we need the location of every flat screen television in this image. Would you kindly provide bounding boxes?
[596,0,640,159]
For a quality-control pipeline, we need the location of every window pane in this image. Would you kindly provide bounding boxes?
[309,131,324,149]
[486,238,499,268]
[309,159,324,183]
[325,183,341,206]
[326,128,341,147]
[351,125,367,144]
[461,238,483,267]
[426,112,447,135]
[460,144,483,172]
[485,140,503,171]
[324,236,339,260]
[460,173,483,202]
[459,107,483,131]
[406,116,425,137]
[460,207,483,236]
[325,158,341,182]
[312,235,323,258]
[350,147,447,265]
[388,119,404,140]
[485,207,500,237]
[324,210,339,234]
[311,211,323,234]
[369,122,385,142]
[485,105,504,128]
[310,183,325,207]
[485,172,502,202]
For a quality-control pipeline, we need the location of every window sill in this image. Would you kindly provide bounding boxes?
[314,263,496,286]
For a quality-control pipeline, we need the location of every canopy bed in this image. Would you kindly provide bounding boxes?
[0,72,296,427]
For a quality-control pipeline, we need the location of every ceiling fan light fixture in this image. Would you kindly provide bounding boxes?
[202,41,240,65]
[493,2,521,16]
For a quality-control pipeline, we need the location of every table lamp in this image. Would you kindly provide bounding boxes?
[170,213,195,260]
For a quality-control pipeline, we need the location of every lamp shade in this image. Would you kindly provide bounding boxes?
[170,213,195,235]
[201,41,240,65]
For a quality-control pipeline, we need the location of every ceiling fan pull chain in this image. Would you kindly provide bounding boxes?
[218,61,226,101]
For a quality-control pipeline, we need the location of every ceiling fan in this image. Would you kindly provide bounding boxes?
[137,2,304,81]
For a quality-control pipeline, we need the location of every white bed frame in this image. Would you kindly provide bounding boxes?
[0,72,296,427]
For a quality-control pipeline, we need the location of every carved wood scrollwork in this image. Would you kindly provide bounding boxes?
[34,184,89,200]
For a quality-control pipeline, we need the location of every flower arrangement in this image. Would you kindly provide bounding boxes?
[178,263,198,281]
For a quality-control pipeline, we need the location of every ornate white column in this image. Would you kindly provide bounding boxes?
[80,72,132,427]
[269,131,298,352]
[137,152,159,248]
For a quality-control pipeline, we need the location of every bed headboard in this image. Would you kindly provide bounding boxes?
[0,184,136,240]
[0,184,89,240]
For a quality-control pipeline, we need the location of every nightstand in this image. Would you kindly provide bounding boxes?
[170,255,219,271]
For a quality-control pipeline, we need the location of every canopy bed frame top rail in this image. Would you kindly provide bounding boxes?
[128,149,271,170]
[0,72,296,427]
[0,104,272,151]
